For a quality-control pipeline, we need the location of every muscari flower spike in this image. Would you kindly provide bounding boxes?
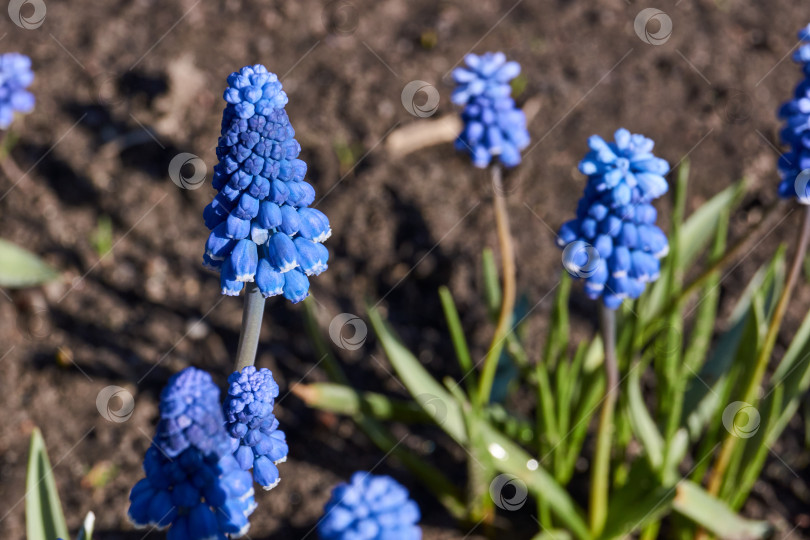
[777,24,810,203]
[557,128,670,309]
[128,367,257,540]
[223,366,288,490]
[318,472,422,540]
[452,52,530,168]
[204,64,331,303]
[0,53,34,129]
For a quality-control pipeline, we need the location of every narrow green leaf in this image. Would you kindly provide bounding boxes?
[439,286,476,396]
[677,178,747,271]
[26,428,69,540]
[368,306,467,444]
[482,248,501,320]
[477,420,591,540]
[294,382,431,424]
[673,481,770,539]
[627,364,664,471]
[0,239,58,288]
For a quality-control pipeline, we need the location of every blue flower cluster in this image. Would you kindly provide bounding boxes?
[0,53,34,129]
[318,472,421,540]
[777,24,810,203]
[204,64,331,303]
[452,52,530,168]
[128,368,256,540]
[223,366,289,490]
[557,129,670,309]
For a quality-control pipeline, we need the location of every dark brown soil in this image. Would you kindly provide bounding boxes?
[2,0,810,538]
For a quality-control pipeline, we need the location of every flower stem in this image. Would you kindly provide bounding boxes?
[478,164,516,406]
[590,304,618,537]
[234,282,266,372]
[705,205,810,497]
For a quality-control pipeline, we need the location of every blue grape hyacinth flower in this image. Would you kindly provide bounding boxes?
[778,24,810,203]
[452,52,530,168]
[223,366,288,490]
[204,64,330,302]
[557,129,670,309]
[0,53,34,129]
[128,367,257,540]
[318,472,421,540]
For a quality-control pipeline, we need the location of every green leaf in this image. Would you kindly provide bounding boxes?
[368,306,467,444]
[0,239,58,288]
[26,428,69,540]
[439,286,476,397]
[482,248,501,320]
[476,420,591,540]
[677,178,746,271]
[77,511,95,540]
[672,481,770,539]
[627,364,664,471]
[293,382,431,424]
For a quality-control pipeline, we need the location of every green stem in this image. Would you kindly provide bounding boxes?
[478,164,517,405]
[233,282,266,372]
[706,205,810,497]
[590,304,618,537]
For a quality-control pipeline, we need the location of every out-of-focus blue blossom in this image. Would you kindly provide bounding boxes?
[223,366,288,490]
[778,25,810,203]
[452,52,530,168]
[557,129,670,309]
[318,472,421,540]
[204,65,330,302]
[0,53,34,129]
[128,368,256,540]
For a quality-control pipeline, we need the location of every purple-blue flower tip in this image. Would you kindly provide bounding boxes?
[557,129,670,310]
[204,64,330,302]
[453,52,529,168]
[778,25,810,203]
[128,367,257,539]
[0,53,34,129]
[318,472,422,540]
[223,366,288,490]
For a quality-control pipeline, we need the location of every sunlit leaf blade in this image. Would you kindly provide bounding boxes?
[627,364,664,471]
[0,239,58,288]
[368,306,467,444]
[26,428,69,540]
[672,481,770,539]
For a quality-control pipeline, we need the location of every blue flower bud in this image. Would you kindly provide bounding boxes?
[266,232,298,272]
[229,239,258,282]
[283,268,309,303]
[295,237,329,276]
[297,208,332,242]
